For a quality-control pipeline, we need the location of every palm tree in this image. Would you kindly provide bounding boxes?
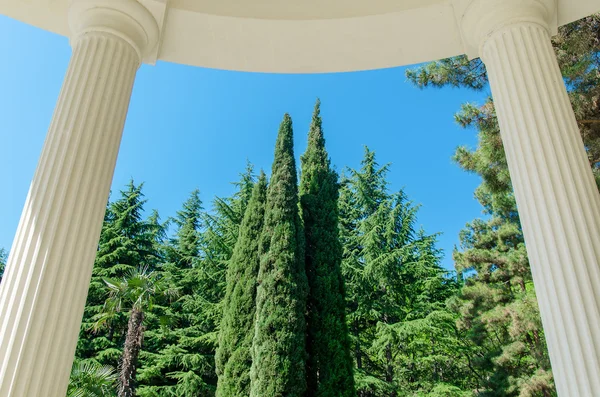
[96,267,177,397]
[67,360,117,397]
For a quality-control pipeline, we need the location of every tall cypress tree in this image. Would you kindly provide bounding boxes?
[300,100,355,397]
[216,172,267,397]
[250,114,308,397]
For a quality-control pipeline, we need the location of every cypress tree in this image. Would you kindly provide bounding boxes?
[250,114,308,397]
[216,172,267,397]
[300,100,355,397]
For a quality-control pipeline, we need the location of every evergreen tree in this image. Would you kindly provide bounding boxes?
[77,181,164,368]
[204,162,256,279]
[300,100,355,397]
[406,14,600,186]
[339,148,460,396]
[216,172,267,397]
[448,103,554,396]
[171,189,204,265]
[137,190,216,396]
[138,170,255,397]
[250,114,308,397]
[402,13,600,397]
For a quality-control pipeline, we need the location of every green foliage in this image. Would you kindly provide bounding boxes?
[216,172,267,397]
[450,113,555,395]
[300,100,356,397]
[0,248,6,283]
[97,267,177,397]
[250,114,308,397]
[339,148,462,396]
[553,15,600,187]
[71,29,600,394]
[406,56,487,91]
[74,110,463,397]
[97,266,177,326]
[205,162,257,269]
[403,12,600,397]
[136,189,213,397]
[407,15,600,188]
[77,181,165,369]
[136,169,255,397]
[67,360,117,397]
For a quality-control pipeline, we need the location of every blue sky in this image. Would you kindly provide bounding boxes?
[0,15,488,269]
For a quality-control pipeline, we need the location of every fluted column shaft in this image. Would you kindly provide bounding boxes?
[458,0,600,395]
[0,1,158,396]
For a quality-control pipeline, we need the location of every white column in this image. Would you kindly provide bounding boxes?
[0,1,158,396]
[457,0,600,395]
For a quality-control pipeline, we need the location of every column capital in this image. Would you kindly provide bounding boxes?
[68,0,160,63]
[453,0,557,59]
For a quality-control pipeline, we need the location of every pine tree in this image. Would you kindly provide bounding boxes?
[216,172,267,397]
[300,100,355,397]
[406,14,600,187]
[172,189,204,266]
[250,114,308,397]
[401,15,600,397]
[449,103,554,395]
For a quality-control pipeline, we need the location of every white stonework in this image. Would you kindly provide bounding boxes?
[458,0,600,395]
[0,1,158,396]
[0,0,598,72]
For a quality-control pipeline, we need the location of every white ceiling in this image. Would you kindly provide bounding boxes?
[0,0,598,73]
[169,0,441,19]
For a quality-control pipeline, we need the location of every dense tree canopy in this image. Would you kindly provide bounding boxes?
[77,181,164,369]
[404,12,600,397]
[339,148,460,396]
[67,14,600,397]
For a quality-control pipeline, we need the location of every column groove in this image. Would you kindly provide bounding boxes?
[0,31,139,397]
[482,22,600,396]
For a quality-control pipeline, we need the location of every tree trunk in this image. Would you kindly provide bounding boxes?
[386,343,396,397]
[119,308,144,397]
[354,319,362,369]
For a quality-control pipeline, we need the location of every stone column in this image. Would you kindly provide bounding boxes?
[0,1,158,396]
[456,0,600,395]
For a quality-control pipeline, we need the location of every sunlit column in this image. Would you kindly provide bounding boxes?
[0,1,158,396]
[456,0,600,395]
